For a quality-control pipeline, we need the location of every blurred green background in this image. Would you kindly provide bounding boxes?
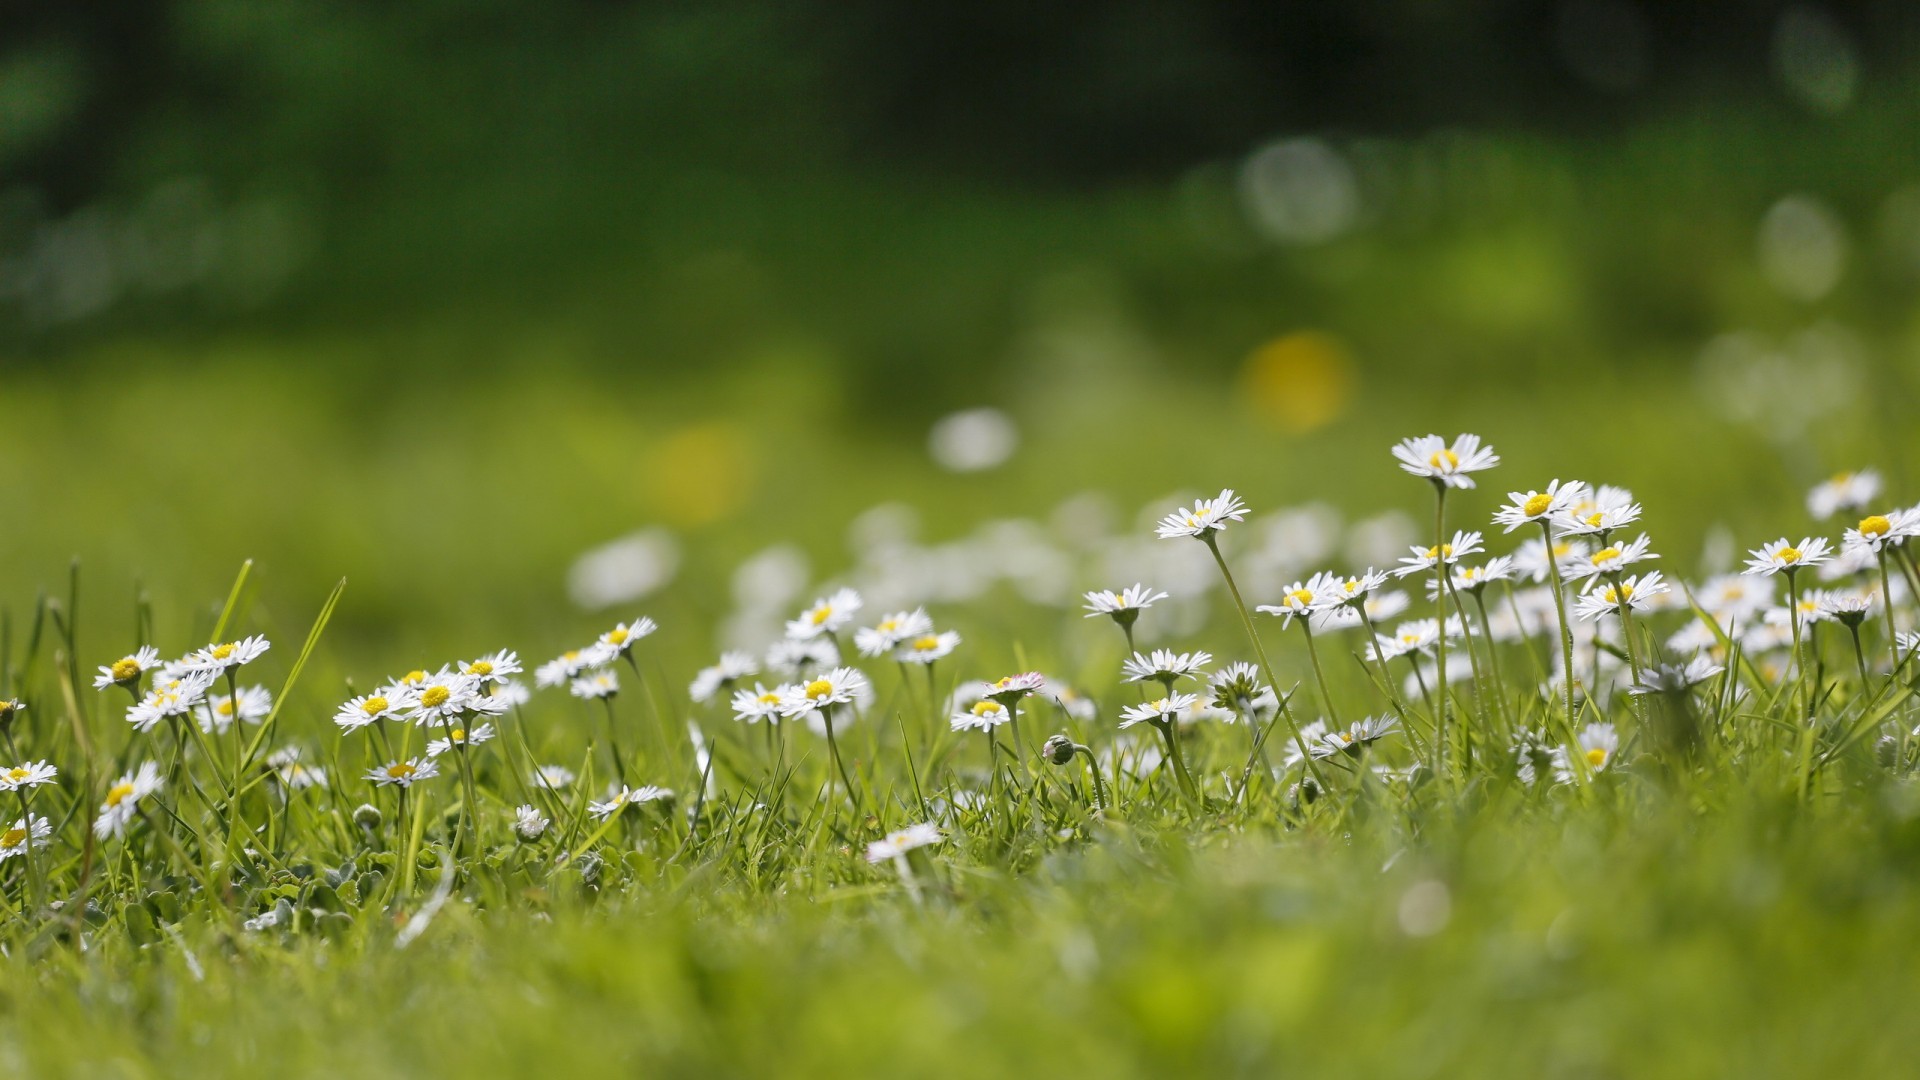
[1,1,1919,670]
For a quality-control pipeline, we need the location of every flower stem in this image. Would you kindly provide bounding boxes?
[1201,535,1325,790]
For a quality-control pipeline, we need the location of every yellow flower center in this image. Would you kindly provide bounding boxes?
[110,658,142,681]
[1860,515,1891,538]
[386,762,416,780]
[1552,542,1571,557]
[1522,493,1553,517]
[606,628,629,645]
[757,692,781,705]
[419,685,451,709]
[216,700,235,717]
[1151,698,1171,712]
[0,827,24,848]
[210,643,236,661]
[809,607,832,626]
[1429,449,1459,469]
[1586,747,1608,768]
[403,670,427,684]
[805,678,833,700]
[1778,547,1802,564]
[362,696,388,715]
[912,635,940,651]
[4,768,24,782]
[971,701,1004,717]
[1584,512,1604,527]
[105,781,135,807]
[1424,544,1454,559]
[1287,588,1315,607]
[467,660,493,676]
[450,728,465,742]
[1593,546,1621,565]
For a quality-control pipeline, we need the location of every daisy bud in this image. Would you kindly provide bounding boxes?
[1042,734,1078,767]
[1289,776,1321,807]
[576,851,604,888]
[513,804,551,842]
[352,803,382,832]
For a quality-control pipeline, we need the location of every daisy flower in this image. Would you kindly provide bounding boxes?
[1282,720,1331,767]
[865,822,942,863]
[787,589,862,640]
[427,722,497,757]
[198,685,272,734]
[182,635,271,674]
[1492,480,1587,532]
[1120,649,1211,685]
[1554,487,1642,536]
[1512,536,1590,583]
[1256,578,1335,627]
[853,609,934,658]
[1629,656,1725,696]
[335,691,404,732]
[0,761,56,791]
[590,784,672,818]
[1393,531,1485,577]
[1310,715,1400,758]
[94,762,163,839]
[366,757,439,788]
[1119,693,1197,729]
[1741,537,1832,577]
[1694,574,1774,622]
[459,650,522,684]
[570,669,621,700]
[1427,557,1517,597]
[1209,661,1276,716]
[513,804,551,841]
[93,645,162,690]
[1391,433,1499,489]
[1367,618,1442,662]
[1569,534,1658,583]
[534,765,577,789]
[1554,723,1620,782]
[779,667,868,716]
[1818,589,1876,627]
[895,630,962,665]
[690,651,760,702]
[731,683,788,723]
[592,617,658,661]
[535,649,597,688]
[127,671,218,733]
[1574,572,1669,621]
[1083,584,1169,623]
[1319,569,1390,609]
[765,637,840,677]
[1808,470,1881,520]
[486,679,532,708]
[0,698,22,727]
[951,698,1012,732]
[267,747,328,790]
[984,671,1046,703]
[1841,510,1919,556]
[407,670,480,725]
[0,815,50,860]
[1154,489,1249,540]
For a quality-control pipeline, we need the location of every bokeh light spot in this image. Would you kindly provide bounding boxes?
[643,422,754,526]
[1239,331,1355,434]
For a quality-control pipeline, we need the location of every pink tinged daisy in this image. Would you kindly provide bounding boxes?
[0,815,50,860]
[984,671,1046,703]
[1119,693,1198,729]
[951,698,1011,732]
[367,757,439,788]
[853,608,934,658]
[335,691,403,732]
[1808,470,1881,520]
[1391,433,1499,489]
[1154,489,1249,540]
[0,761,56,791]
[1741,537,1833,577]
[1393,531,1485,577]
[895,630,962,665]
[589,784,672,819]
[1574,571,1669,621]
[94,762,163,839]
[786,589,863,641]
[182,635,271,674]
[866,822,942,863]
[93,645,162,690]
[1492,480,1588,532]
